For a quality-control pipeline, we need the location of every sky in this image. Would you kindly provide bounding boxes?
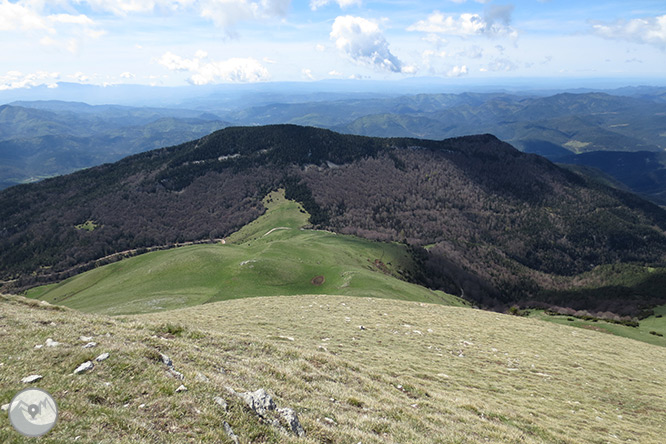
[1,0,665,90]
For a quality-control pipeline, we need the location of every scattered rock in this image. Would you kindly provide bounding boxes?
[159,352,184,380]
[138,404,146,409]
[80,336,93,342]
[45,338,61,347]
[359,325,366,331]
[322,417,336,425]
[21,375,43,383]
[74,361,94,374]
[231,388,305,436]
[83,342,97,349]
[95,353,110,362]
[213,396,228,411]
[277,407,306,437]
[160,353,173,368]
[239,388,276,417]
[34,344,43,349]
[1,403,10,411]
[195,372,209,383]
[223,421,240,444]
[175,384,188,393]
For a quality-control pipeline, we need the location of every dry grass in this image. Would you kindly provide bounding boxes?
[2,293,666,443]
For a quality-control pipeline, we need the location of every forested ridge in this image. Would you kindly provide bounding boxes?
[2,124,666,314]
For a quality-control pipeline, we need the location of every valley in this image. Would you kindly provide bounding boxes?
[25,190,463,315]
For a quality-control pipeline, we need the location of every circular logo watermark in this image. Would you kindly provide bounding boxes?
[8,388,58,437]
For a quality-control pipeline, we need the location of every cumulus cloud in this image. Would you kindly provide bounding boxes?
[447,65,468,77]
[158,51,270,84]
[0,0,48,31]
[120,71,135,79]
[407,10,517,39]
[330,15,407,73]
[591,15,666,48]
[310,0,361,11]
[0,70,60,90]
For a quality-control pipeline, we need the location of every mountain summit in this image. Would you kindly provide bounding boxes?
[2,125,666,314]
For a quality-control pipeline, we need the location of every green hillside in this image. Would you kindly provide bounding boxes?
[26,190,463,315]
[2,293,666,443]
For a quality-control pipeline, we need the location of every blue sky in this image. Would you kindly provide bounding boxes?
[1,0,665,90]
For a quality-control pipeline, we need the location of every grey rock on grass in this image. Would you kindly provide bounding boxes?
[74,361,94,374]
[21,374,43,383]
[213,396,228,411]
[277,407,306,437]
[223,422,240,444]
[95,352,110,362]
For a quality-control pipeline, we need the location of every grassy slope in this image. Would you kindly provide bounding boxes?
[528,305,666,347]
[2,293,666,443]
[26,190,464,315]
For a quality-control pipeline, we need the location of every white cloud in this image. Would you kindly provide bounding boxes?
[81,0,195,16]
[0,70,60,90]
[48,13,95,26]
[447,65,468,77]
[407,10,517,39]
[158,51,270,84]
[0,0,48,31]
[328,70,343,76]
[484,58,518,72]
[591,15,666,48]
[302,68,315,80]
[199,0,290,31]
[120,71,135,79]
[330,15,407,73]
[310,0,361,11]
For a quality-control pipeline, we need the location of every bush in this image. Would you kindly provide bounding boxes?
[649,331,664,337]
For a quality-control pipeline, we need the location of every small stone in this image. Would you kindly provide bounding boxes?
[195,372,209,383]
[80,336,93,342]
[21,375,43,383]
[175,384,188,393]
[138,404,146,409]
[323,417,336,425]
[213,396,228,411]
[74,361,94,374]
[34,344,43,349]
[82,342,97,349]
[223,421,240,444]
[278,408,306,437]
[160,353,173,368]
[1,403,10,412]
[45,338,61,347]
[169,369,184,380]
[95,353,110,362]
[359,325,366,330]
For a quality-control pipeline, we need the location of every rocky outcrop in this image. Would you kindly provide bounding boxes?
[226,387,305,437]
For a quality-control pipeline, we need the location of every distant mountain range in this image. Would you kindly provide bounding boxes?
[2,91,665,204]
[2,125,666,316]
[0,101,228,189]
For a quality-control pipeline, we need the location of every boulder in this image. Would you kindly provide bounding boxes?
[95,353,110,362]
[239,388,276,418]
